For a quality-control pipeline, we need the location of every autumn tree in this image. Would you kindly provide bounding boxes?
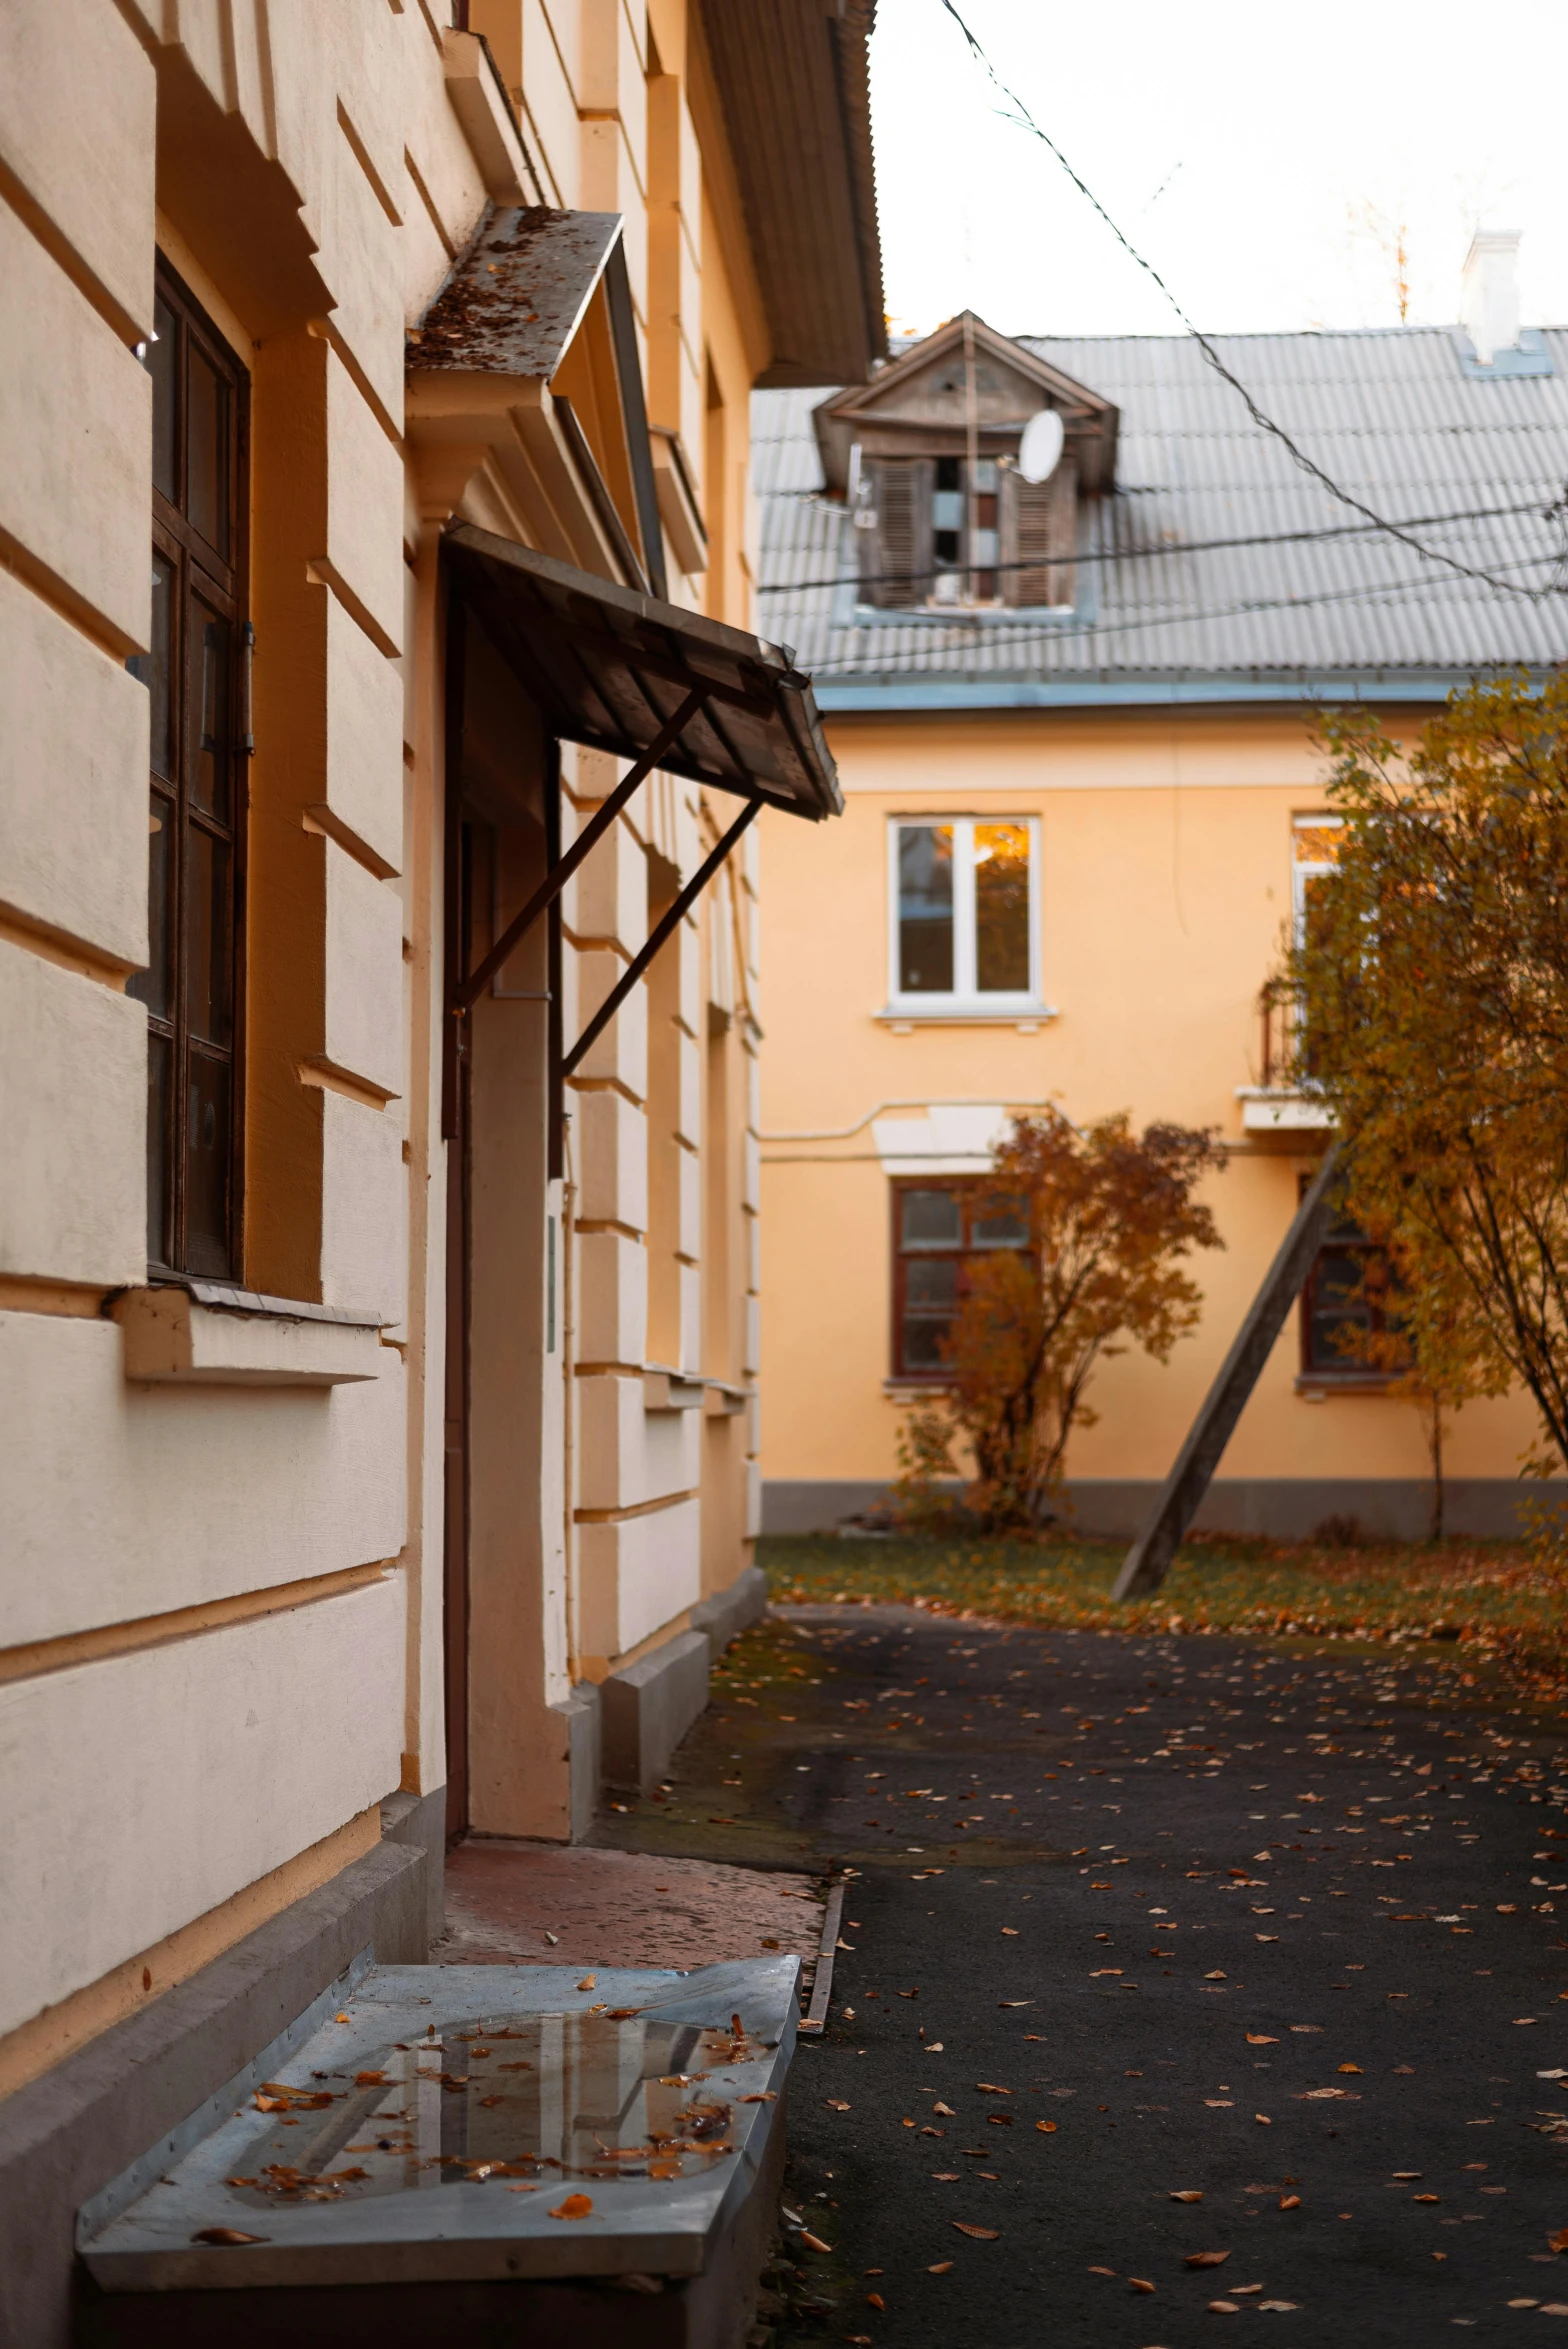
[1289,673,1568,1488]
[1323,1216,1500,1541]
[896,1110,1225,1533]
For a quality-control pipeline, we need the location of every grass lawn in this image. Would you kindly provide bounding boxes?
[757,1528,1568,1696]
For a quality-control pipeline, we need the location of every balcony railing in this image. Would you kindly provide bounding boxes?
[1235,980,1333,1135]
[1259,976,1302,1090]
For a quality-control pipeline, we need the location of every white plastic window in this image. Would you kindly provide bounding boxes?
[1292,813,1342,945]
[889,817,1040,1008]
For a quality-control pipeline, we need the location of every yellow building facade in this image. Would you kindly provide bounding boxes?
[755,307,1568,1543]
[0,3,880,2333]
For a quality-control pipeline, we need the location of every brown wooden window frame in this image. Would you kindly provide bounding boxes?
[128,256,250,1281]
[890,1177,1027,1382]
[1298,1183,1400,1387]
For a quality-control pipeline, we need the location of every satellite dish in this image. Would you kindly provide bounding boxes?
[1018,408,1064,485]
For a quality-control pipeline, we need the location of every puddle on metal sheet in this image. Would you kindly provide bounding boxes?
[222,2011,757,2211]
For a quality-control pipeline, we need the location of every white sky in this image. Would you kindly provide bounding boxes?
[869,0,1568,342]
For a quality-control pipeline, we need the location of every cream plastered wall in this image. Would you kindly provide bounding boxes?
[1,0,770,2077]
[758,707,1542,1491]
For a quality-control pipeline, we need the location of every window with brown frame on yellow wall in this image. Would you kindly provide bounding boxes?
[891,1180,1028,1381]
[128,258,250,1280]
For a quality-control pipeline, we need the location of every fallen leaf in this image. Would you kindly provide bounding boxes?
[1088,2265,1115,2276]
[1247,2034,1278,2046]
[1337,2064,1363,2075]
[928,2260,954,2274]
[800,2230,832,2254]
[740,2092,777,2104]
[825,2100,851,2113]
[1129,2277,1156,2293]
[1210,2302,1240,2315]
[975,2083,1013,2095]
[192,2228,267,2246]
[1001,1927,1019,1937]
[1550,2228,1568,2253]
[1205,1971,1227,1982]
[1541,2305,1568,2317]
[1037,2120,1057,2134]
[1412,2194,1440,2204]
[1257,2303,1299,2314]
[1170,2190,1204,2203]
[576,1975,596,1992]
[933,2102,956,2117]
[866,2292,886,2311]
[1186,2251,1231,2269]
[549,2194,594,2220]
[1279,2194,1301,2210]
[999,2000,1031,2008]
[1255,2114,1272,2126]
[953,2222,1000,2240]
[353,2071,386,2087]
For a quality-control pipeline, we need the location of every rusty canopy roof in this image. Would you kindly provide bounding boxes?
[445,523,843,820]
[408,208,622,377]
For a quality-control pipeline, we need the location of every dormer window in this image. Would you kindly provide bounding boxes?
[860,447,1074,611]
[819,311,1118,619]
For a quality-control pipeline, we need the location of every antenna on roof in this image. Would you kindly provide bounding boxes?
[1018,408,1065,485]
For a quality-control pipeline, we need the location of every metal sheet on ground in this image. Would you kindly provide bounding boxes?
[78,1959,797,2292]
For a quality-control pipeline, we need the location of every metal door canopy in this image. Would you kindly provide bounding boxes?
[78,1957,799,2292]
[446,524,844,821]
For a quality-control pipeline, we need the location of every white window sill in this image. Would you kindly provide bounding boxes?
[113,1282,386,1387]
[640,1367,750,1415]
[642,1366,708,1412]
[877,1003,1058,1032]
[1235,1087,1335,1133]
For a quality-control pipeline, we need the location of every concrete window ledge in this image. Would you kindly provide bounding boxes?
[642,1366,707,1412]
[112,1284,386,1387]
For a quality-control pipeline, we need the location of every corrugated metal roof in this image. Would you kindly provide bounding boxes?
[753,325,1568,696]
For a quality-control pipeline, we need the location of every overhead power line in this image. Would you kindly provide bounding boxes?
[756,496,1560,600]
[936,0,1568,603]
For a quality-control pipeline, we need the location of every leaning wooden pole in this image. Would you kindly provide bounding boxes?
[1113,1142,1342,1600]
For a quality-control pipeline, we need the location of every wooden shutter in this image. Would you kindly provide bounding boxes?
[1001,455,1076,607]
[863,456,933,608]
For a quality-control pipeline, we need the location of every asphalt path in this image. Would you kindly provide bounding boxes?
[713,1604,1568,2347]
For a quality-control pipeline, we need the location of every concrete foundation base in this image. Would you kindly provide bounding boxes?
[599,1566,769,1799]
[557,1680,603,1841]
[602,1629,712,1795]
[3,1831,439,2349]
[690,1565,768,1655]
[377,1787,446,1951]
[762,1476,1541,1544]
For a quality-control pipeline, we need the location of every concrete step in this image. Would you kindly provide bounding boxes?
[75,1957,797,2349]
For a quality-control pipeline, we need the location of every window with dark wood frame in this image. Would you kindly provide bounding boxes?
[128,259,249,1278]
[1299,1185,1401,1381]
[890,1178,1027,1380]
